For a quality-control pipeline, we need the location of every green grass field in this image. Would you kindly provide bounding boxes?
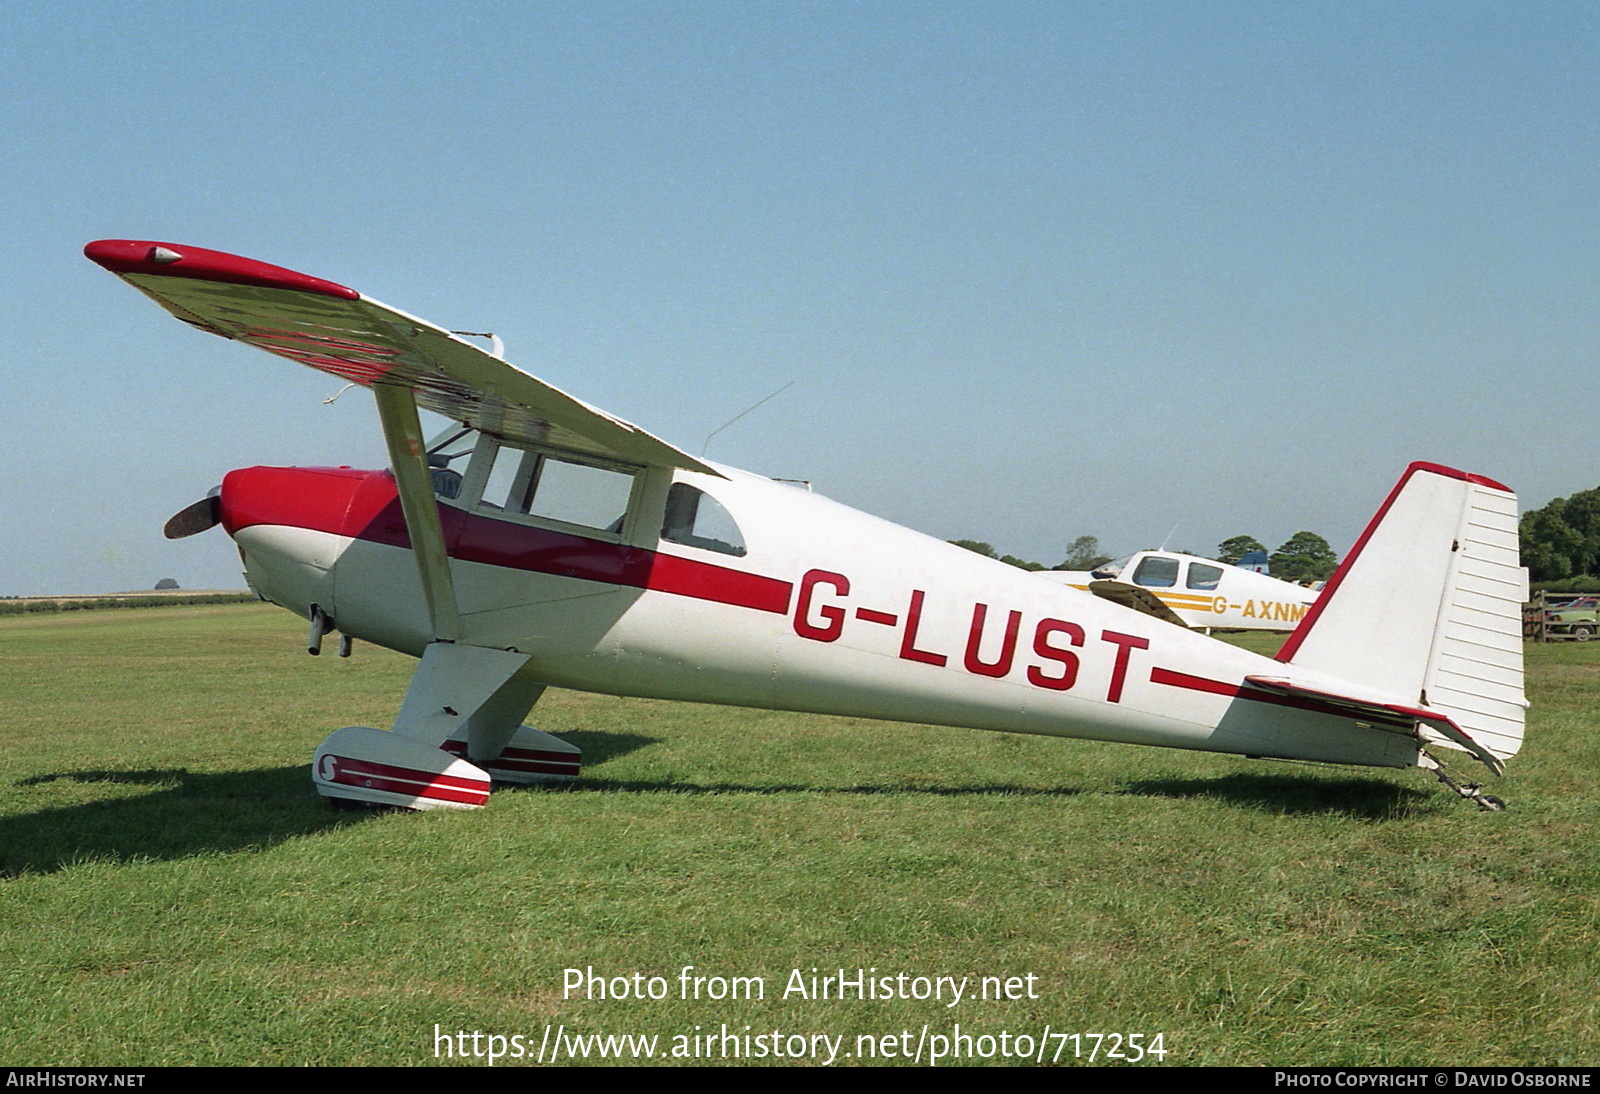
[1,604,1595,1066]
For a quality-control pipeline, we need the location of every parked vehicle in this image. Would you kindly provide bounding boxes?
[1546,596,1600,640]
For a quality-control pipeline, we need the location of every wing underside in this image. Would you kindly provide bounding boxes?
[88,238,727,646]
[86,239,721,477]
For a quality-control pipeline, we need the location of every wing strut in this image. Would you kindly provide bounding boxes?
[372,382,461,643]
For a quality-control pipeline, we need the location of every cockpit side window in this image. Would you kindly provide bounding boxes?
[479,444,529,511]
[430,467,464,499]
[1131,555,1180,588]
[661,483,746,557]
[528,457,635,531]
[472,440,638,535]
[1187,562,1224,591]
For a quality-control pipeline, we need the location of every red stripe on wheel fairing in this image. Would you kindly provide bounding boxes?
[440,740,581,775]
[323,755,490,806]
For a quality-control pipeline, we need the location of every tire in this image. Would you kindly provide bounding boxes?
[1574,625,1595,641]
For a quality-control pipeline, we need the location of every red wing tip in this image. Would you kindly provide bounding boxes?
[84,239,359,300]
[1405,461,1513,495]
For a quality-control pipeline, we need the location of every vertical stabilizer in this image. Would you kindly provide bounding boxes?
[1276,463,1527,763]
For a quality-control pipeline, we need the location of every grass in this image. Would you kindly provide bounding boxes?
[0,605,1595,1066]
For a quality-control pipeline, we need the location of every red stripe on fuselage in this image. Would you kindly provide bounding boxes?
[220,466,794,615]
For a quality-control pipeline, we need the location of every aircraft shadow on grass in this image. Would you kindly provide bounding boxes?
[2,732,1421,876]
[5,764,366,877]
[1121,772,1433,818]
[579,770,1425,819]
[0,730,649,877]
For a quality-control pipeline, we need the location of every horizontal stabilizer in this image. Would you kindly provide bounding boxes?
[1243,675,1503,775]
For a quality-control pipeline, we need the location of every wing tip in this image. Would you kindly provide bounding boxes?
[85,239,359,300]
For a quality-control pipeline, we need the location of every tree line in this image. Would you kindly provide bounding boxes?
[950,531,1339,582]
[957,478,1600,591]
[947,534,1115,573]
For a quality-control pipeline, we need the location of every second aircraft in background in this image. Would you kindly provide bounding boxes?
[1039,550,1320,633]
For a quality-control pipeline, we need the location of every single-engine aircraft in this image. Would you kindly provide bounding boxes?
[1038,550,1320,633]
[86,240,1529,811]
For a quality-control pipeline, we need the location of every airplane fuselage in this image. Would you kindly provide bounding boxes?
[221,453,1423,773]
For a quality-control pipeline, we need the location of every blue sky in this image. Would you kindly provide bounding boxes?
[3,1,1596,594]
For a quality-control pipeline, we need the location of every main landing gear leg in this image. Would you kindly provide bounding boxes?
[439,678,580,785]
[311,643,580,810]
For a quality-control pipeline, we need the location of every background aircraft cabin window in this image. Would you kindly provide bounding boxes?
[660,484,746,557]
[1187,562,1224,590]
[1131,555,1180,588]
[527,455,636,533]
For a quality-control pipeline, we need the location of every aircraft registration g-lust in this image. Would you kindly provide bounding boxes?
[86,239,1529,812]
[1037,551,1320,633]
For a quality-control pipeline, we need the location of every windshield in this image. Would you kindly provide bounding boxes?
[425,424,476,499]
[1092,555,1131,579]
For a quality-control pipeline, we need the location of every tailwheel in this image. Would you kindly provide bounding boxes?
[1419,747,1506,811]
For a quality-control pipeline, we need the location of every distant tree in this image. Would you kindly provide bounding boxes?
[154,578,180,591]
[1216,535,1267,566]
[1056,535,1113,572]
[1556,488,1600,577]
[1519,488,1600,581]
[949,539,1045,571]
[1270,532,1338,583]
[1520,505,1580,581]
[949,539,998,559]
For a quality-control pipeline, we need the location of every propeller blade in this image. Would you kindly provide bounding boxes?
[164,495,221,539]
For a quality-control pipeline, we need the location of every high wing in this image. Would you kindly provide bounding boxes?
[88,238,724,646]
[84,239,722,478]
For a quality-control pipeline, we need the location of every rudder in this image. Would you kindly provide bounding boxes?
[1276,462,1527,764]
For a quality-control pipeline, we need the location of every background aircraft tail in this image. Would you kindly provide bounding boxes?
[1275,462,1527,764]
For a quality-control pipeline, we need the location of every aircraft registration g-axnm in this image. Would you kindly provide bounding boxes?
[87,240,1529,811]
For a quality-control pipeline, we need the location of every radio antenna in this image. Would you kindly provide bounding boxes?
[702,380,795,456]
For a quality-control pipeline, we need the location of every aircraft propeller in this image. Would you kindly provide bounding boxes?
[164,487,222,539]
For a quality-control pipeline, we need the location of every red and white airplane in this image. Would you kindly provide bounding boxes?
[87,240,1529,811]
